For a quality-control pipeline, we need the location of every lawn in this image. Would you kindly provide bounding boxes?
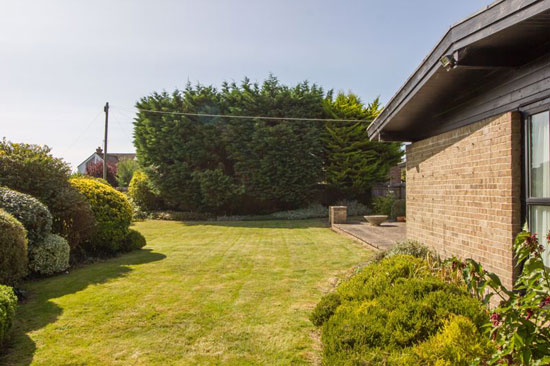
[1,219,371,366]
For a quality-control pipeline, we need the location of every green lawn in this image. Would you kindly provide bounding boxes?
[1,219,371,366]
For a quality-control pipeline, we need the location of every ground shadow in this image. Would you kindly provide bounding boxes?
[178,218,330,229]
[0,248,166,366]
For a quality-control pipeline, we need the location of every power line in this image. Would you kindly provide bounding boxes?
[134,108,371,123]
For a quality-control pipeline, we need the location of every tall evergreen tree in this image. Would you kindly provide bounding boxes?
[323,92,402,200]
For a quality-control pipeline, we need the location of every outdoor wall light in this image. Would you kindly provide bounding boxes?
[440,54,457,71]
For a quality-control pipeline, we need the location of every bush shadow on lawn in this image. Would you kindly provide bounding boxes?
[179,218,330,229]
[0,248,166,366]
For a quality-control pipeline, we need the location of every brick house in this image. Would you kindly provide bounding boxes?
[367,0,550,288]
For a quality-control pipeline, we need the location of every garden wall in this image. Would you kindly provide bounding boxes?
[406,112,522,288]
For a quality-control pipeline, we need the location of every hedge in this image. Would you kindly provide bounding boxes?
[0,187,52,247]
[0,209,28,285]
[69,177,132,254]
[0,285,17,345]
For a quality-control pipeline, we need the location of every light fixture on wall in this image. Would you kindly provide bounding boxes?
[440,54,457,71]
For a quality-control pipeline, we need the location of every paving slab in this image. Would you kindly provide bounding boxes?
[333,221,406,251]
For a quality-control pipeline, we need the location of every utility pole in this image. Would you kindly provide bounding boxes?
[103,102,109,181]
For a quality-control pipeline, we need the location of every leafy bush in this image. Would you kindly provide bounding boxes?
[120,229,146,252]
[374,240,434,262]
[310,293,341,327]
[70,177,132,254]
[0,140,94,257]
[408,315,494,366]
[0,139,70,204]
[446,231,550,365]
[85,160,118,186]
[335,199,371,216]
[0,285,17,345]
[372,193,396,216]
[28,233,70,275]
[0,209,28,285]
[271,203,327,220]
[313,255,488,365]
[116,159,139,188]
[47,186,96,261]
[0,187,52,247]
[391,198,405,219]
[128,170,161,211]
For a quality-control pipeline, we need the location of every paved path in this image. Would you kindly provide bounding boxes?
[332,221,406,251]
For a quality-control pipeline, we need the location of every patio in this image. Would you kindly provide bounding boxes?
[332,219,406,251]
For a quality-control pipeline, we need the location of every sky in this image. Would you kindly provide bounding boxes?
[0,0,494,170]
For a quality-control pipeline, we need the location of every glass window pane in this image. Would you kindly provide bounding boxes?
[530,205,550,266]
[530,111,550,197]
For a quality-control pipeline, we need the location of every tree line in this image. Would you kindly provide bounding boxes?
[133,75,402,214]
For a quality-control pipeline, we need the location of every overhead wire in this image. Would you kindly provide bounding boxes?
[131,108,371,123]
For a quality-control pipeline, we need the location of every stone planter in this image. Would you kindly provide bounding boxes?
[364,215,388,226]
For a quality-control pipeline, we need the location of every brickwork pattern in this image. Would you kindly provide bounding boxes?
[406,112,522,288]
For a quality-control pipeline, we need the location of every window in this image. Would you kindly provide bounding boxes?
[526,108,550,265]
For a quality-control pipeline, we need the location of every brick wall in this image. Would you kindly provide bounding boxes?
[406,112,522,288]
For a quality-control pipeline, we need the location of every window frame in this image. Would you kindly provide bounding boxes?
[523,99,550,229]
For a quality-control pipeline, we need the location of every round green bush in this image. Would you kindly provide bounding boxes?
[0,187,52,247]
[0,285,17,345]
[29,233,70,275]
[0,209,28,285]
[120,229,147,252]
[128,170,160,211]
[316,255,488,365]
[47,186,96,261]
[0,140,95,260]
[70,177,132,254]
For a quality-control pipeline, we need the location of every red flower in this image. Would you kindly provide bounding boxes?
[491,312,501,327]
[526,308,534,320]
[539,296,550,308]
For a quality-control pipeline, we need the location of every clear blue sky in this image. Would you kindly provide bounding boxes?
[0,0,493,169]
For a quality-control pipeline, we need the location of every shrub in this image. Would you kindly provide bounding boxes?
[0,209,28,285]
[335,199,371,216]
[391,198,405,219]
[374,240,434,262]
[409,315,494,366]
[116,159,139,188]
[47,186,96,261]
[28,233,70,275]
[85,160,118,187]
[271,203,327,220]
[372,193,396,216]
[0,187,52,247]
[128,170,161,211]
[0,140,94,257]
[314,255,488,365]
[70,177,132,254]
[0,139,70,204]
[192,169,243,213]
[446,231,550,365]
[0,285,17,345]
[310,293,341,327]
[120,229,146,252]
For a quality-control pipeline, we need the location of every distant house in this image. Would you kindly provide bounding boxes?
[367,0,550,288]
[77,147,136,174]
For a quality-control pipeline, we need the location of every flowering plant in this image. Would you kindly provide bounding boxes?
[446,231,550,365]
